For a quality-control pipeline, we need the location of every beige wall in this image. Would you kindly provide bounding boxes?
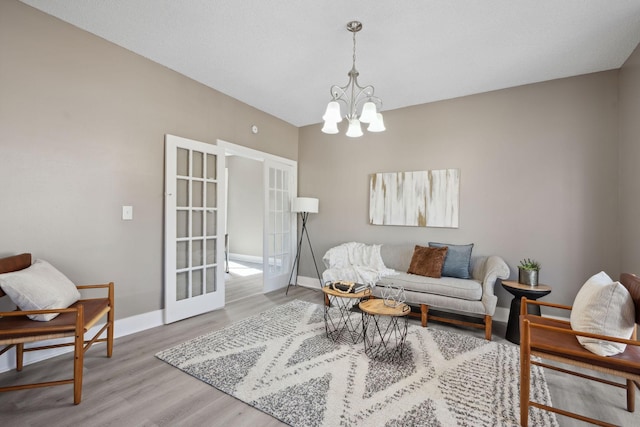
[0,1,298,318]
[3,0,638,318]
[619,43,640,275]
[299,71,620,309]
[227,156,263,258]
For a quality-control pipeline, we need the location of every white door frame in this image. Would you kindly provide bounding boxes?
[217,140,297,292]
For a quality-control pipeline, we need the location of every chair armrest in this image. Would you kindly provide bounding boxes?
[76,282,114,305]
[76,282,112,290]
[1,282,112,325]
[521,297,573,315]
[523,318,640,349]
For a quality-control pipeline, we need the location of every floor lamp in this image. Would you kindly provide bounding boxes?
[286,197,322,295]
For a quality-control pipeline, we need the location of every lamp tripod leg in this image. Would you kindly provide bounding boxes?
[286,213,307,295]
[286,211,322,294]
[303,224,323,287]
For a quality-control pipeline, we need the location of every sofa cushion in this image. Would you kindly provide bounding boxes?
[428,242,473,279]
[378,273,483,301]
[407,245,447,278]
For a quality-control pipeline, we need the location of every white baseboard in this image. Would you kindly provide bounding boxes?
[228,253,263,264]
[493,307,509,324]
[113,309,164,337]
[295,275,323,289]
[493,306,569,324]
[0,309,164,374]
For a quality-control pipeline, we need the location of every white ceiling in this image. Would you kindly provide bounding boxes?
[19,0,640,127]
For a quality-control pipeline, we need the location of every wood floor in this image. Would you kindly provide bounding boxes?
[225,260,264,304]
[0,286,638,426]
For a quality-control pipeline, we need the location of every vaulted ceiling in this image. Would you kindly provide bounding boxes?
[20,0,640,127]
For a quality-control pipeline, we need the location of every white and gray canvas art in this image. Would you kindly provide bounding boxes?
[369,169,459,228]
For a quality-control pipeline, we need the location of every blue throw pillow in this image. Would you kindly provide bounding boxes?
[428,242,474,279]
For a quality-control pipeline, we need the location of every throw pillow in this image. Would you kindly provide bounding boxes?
[0,259,81,321]
[428,242,473,279]
[407,245,448,278]
[570,271,636,356]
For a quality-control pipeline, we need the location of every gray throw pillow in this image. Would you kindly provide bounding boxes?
[428,242,474,279]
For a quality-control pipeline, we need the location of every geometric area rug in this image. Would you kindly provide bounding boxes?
[156,300,559,427]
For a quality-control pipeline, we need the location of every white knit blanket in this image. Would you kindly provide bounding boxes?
[321,242,396,286]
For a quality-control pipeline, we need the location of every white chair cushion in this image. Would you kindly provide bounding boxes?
[0,259,81,321]
[570,271,636,356]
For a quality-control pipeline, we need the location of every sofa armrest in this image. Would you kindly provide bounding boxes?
[322,245,344,269]
[477,255,510,298]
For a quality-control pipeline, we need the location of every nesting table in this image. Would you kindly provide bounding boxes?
[359,298,410,360]
[322,285,371,343]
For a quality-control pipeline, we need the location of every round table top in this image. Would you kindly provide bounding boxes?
[502,280,552,301]
[359,298,410,317]
[502,280,551,293]
[322,285,371,298]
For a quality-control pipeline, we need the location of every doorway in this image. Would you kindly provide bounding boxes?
[225,155,264,302]
[218,140,297,300]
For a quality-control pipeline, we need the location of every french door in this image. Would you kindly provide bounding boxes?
[164,134,225,324]
[263,159,296,292]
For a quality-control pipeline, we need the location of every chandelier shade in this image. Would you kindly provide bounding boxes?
[322,101,342,123]
[346,119,364,138]
[321,21,385,137]
[359,101,378,124]
[368,113,386,132]
[321,120,339,134]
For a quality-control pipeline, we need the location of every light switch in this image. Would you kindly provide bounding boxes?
[122,205,133,220]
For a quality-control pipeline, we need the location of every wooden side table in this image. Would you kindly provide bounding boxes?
[322,285,371,343]
[502,280,551,344]
[359,299,410,360]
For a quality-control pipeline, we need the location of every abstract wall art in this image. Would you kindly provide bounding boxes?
[369,169,459,228]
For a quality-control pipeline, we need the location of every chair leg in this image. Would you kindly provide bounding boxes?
[73,306,85,405]
[484,315,492,341]
[627,379,636,412]
[16,343,24,371]
[520,319,531,427]
[107,282,114,358]
[107,310,114,358]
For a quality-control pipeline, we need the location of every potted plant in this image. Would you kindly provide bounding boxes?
[518,258,540,286]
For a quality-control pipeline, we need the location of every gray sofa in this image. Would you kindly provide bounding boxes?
[375,244,509,340]
[322,242,509,340]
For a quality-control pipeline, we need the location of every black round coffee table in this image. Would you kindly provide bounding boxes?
[502,280,552,344]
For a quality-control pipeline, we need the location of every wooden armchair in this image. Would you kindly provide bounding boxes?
[0,253,114,404]
[519,273,640,427]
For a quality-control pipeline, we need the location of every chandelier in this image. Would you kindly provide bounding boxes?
[321,21,385,137]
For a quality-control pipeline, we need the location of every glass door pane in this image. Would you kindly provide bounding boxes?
[263,160,294,292]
